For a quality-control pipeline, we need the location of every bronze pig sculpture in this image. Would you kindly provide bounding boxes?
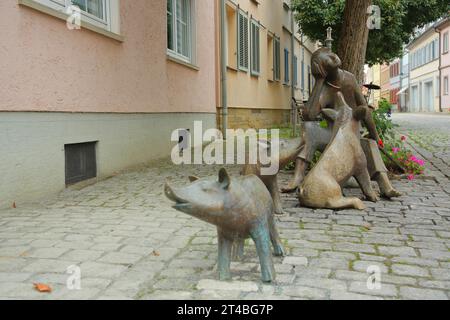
[299,92,379,210]
[241,138,303,215]
[164,168,284,282]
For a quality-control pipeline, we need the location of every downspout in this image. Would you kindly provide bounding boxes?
[290,7,296,137]
[220,0,228,138]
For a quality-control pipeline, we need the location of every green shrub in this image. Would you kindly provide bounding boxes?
[372,98,397,142]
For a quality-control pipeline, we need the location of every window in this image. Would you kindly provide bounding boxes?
[411,38,440,70]
[444,76,449,95]
[267,34,274,80]
[293,55,298,87]
[167,0,195,63]
[444,32,449,53]
[226,5,237,69]
[284,48,289,84]
[273,37,281,81]
[33,0,118,32]
[301,57,305,90]
[250,19,260,75]
[237,10,249,71]
[72,0,104,19]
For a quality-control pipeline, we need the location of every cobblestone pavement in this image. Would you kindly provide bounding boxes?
[0,114,449,300]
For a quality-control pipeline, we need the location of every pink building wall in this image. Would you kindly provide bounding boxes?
[439,23,450,111]
[0,0,217,114]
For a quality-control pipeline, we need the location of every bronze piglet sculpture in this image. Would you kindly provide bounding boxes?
[164,168,284,282]
[299,92,379,210]
[241,138,303,215]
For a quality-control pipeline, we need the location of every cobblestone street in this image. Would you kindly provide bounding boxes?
[0,114,449,300]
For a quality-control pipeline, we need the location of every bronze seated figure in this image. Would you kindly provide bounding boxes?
[283,47,401,200]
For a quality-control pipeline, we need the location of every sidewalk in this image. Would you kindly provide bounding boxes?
[0,120,449,300]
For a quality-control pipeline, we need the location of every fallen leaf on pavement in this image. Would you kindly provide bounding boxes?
[152,250,160,256]
[33,283,52,293]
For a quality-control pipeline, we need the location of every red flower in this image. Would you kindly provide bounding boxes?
[378,139,384,148]
[401,135,407,141]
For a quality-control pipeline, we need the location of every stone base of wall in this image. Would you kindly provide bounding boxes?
[217,107,290,129]
[0,112,216,209]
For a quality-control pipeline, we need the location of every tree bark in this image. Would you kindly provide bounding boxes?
[337,0,371,83]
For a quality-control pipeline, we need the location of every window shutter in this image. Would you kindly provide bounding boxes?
[284,48,289,83]
[293,55,298,87]
[238,11,249,71]
[250,20,260,75]
[273,37,280,81]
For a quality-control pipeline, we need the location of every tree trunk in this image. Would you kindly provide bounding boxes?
[337,0,371,83]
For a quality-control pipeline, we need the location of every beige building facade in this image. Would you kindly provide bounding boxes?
[407,26,441,112]
[380,63,390,103]
[220,0,318,129]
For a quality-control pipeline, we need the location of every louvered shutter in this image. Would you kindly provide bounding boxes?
[273,37,280,81]
[238,11,249,71]
[251,20,260,75]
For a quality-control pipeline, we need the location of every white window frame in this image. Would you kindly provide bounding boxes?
[167,0,196,64]
[250,19,260,76]
[31,0,119,34]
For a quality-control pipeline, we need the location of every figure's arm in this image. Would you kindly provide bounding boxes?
[353,76,381,142]
[303,78,326,121]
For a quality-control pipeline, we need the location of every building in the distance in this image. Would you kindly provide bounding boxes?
[407,23,441,112]
[436,18,450,112]
[380,63,391,103]
[389,58,401,111]
[398,50,410,112]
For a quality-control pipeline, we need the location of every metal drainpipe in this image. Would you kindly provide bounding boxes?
[220,0,228,139]
[290,8,296,137]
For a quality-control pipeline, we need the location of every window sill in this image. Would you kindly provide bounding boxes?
[167,54,199,71]
[227,65,238,72]
[18,0,124,42]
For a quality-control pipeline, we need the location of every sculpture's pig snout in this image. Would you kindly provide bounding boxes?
[164,183,190,210]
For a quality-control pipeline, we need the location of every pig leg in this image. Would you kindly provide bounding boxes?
[231,239,245,261]
[217,229,233,281]
[326,196,366,210]
[268,177,285,215]
[251,225,276,282]
[354,170,379,202]
[268,214,285,257]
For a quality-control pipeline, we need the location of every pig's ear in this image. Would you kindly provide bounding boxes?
[218,168,231,189]
[321,108,338,122]
[188,176,199,182]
